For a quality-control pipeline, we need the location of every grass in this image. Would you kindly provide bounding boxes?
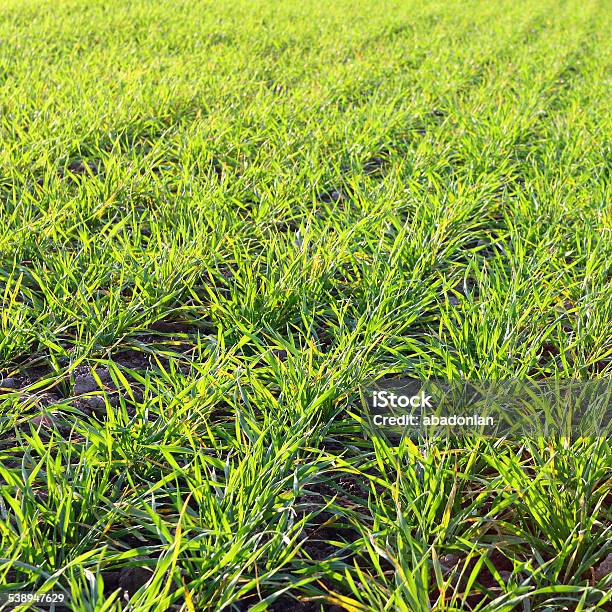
[0,0,610,609]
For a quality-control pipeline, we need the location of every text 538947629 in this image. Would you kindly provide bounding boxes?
[1,592,66,609]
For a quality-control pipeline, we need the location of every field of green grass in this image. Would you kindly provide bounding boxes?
[0,0,611,609]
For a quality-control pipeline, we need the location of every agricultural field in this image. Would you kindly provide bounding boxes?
[0,0,611,609]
